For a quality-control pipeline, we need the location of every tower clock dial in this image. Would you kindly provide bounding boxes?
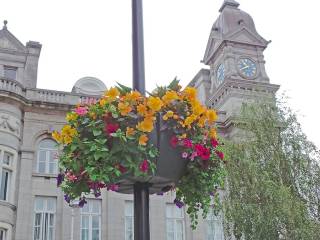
[216,64,225,85]
[237,58,257,78]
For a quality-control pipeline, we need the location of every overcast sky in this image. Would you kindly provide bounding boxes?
[2,0,320,148]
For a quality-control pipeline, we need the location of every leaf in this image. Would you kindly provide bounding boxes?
[116,82,132,94]
[93,129,102,136]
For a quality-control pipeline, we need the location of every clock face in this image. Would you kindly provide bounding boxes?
[237,58,257,78]
[216,64,225,85]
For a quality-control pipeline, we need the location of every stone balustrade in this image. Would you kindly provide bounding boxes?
[0,77,102,106]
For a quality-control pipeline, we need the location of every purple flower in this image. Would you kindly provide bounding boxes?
[78,197,87,208]
[94,191,101,198]
[174,198,184,208]
[107,184,119,192]
[210,192,215,197]
[57,173,64,187]
[157,192,164,196]
[64,194,71,203]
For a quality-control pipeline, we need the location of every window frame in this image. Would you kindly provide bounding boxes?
[205,209,224,240]
[124,200,134,240]
[80,199,101,240]
[33,197,56,240]
[0,228,7,240]
[3,66,17,81]
[0,149,15,202]
[166,203,186,240]
[36,139,58,175]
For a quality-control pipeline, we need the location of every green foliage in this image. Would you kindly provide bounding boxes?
[223,100,320,240]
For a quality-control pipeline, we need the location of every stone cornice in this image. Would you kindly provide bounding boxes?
[207,79,280,108]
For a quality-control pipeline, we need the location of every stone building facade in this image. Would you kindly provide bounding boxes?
[0,1,278,240]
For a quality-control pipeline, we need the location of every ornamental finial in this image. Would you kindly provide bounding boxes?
[3,20,8,29]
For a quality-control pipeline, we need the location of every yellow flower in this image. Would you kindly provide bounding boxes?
[63,135,73,145]
[147,96,163,112]
[166,111,174,118]
[99,98,107,107]
[183,87,197,101]
[162,91,179,104]
[184,114,197,126]
[198,115,207,127]
[61,125,78,138]
[173,114,179,120]
[104,87,120,100]
[137,104,148,116]
[89,112,97,120]
[52,131,63,143]
[206,109,218,124]
[209,128,217,139]
[191,100,206,116]
[66,112,78,122]
[137,118,154,132]
[125,91,141,102]
[126,127,135,137]
[118,102,132,116]
[163,111,174,121]
[139,134,149,146]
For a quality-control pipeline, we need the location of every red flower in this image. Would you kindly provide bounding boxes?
[105,123,119,136]
[215,150,224,160]
[195,144,205,156]
[194,144,210,160]
[183,139,193,148]
[115,164,127,174]
[139,159,149,173]
[170,136,179,148]
[211,138,219,148]
[201,148,211,160]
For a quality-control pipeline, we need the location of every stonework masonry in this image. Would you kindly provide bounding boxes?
[0,1,279,239]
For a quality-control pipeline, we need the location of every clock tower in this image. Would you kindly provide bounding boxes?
[190,0,279,138]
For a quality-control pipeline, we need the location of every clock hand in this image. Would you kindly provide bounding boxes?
[240,65,249,70]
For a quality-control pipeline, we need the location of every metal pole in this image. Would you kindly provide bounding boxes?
[132,0,145,94]
[132,0,150,239]
[134,183,150,240]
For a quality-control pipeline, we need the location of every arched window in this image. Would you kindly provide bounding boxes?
[37,139,58,174]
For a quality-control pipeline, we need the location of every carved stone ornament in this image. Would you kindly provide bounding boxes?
[0,112,21,137]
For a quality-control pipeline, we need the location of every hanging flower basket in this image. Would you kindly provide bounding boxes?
[53,79,226,227]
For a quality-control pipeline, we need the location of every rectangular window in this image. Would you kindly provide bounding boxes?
[125,201,134,240]
[80,199,101,240]
[0,151,13,201]
[166,204,185,240]
[206,209,224,240]
[4,66,17,81]
[0,228,7,240]
[33,197,56,240]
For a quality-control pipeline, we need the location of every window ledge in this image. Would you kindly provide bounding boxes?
[0,200,16,211]
[32,173,57,178]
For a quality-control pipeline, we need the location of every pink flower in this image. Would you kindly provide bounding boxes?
[75,106,88,116]
[215,150,224,160]
[107,184,119,192]
[139,160,149,173]
[183,139,193,148]
[182,152,188,159]
[211,138,219,148]
[190,151,198,161]
[170,136,179,148]
[66,172,77,182]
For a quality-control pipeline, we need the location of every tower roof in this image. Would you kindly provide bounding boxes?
[203,0,269,64]
[0,20,27,52]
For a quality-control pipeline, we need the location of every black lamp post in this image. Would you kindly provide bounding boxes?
[131,0,150,239]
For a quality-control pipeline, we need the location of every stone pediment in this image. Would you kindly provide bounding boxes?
[0,28,26,52]
[225,27,268,47]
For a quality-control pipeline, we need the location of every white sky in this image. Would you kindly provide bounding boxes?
[2,0,320,148]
